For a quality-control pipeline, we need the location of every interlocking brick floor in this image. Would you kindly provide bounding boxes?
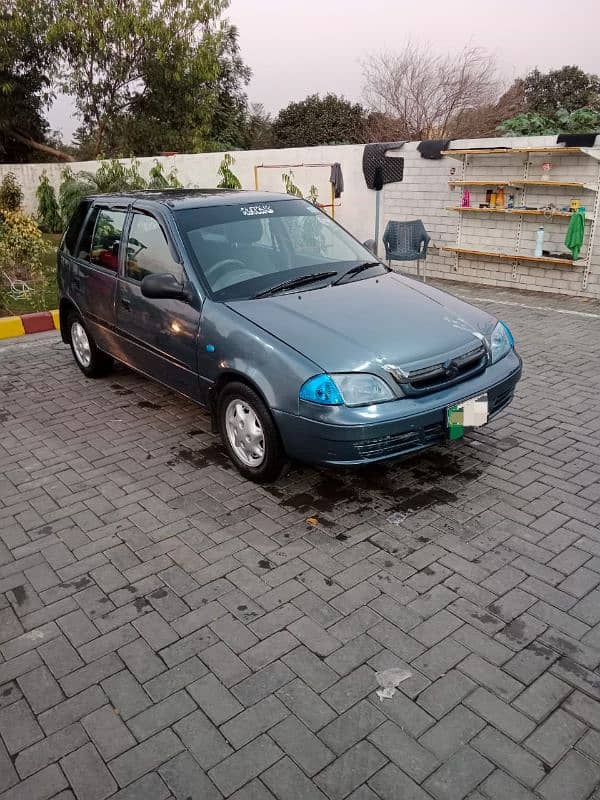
[1,282,600,800]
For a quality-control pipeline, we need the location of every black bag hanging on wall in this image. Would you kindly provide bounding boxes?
[362,142,405,189]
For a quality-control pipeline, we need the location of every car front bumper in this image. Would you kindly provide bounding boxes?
[273,350,522,466]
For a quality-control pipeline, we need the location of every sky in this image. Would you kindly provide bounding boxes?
[47,0,600,143]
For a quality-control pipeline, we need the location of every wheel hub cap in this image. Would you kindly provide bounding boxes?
[71,321,91,367]
[225,399,265,467]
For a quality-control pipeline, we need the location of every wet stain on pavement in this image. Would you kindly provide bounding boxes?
[168,443,232,470]
[138,400,162,409]
[11,586,27,606]
[110,383,134,396]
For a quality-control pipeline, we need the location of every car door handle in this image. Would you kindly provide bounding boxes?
[120,297,131,310]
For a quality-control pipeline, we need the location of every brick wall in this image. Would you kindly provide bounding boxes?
[382,136,600,300]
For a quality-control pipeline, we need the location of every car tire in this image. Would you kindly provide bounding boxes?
[67,312,113,378]
[218,381,287,483]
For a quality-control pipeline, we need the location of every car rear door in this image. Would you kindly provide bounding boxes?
[69,203,125,353]
[115,208,203,401]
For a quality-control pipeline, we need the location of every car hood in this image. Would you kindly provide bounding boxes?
[226,272,495,374]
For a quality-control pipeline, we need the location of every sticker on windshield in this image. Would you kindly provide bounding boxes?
[240,204,274,216]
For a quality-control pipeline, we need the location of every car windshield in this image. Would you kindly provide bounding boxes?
[174,198,385,300]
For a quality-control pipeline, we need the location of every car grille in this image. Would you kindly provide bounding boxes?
[389,344,488,396]
[354,422,445,459]
[489,385,513,415]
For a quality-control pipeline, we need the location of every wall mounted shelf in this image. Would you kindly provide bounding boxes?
[442,246,580,267]
[448,179,596,191]
[443,144,600,289]
[446,206,594,222]
[442,146,599,159]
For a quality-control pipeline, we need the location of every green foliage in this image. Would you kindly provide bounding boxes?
[217,153,241,189]
[93,158,147,193]
[0,207,50,313]
[148,161,182,189]
[36,172,62,232]
[282,171,303,197]
[58,158,182,224]
[58,167,97,224]
[524,66,600,115]
[0,172,24,210]
[306,185,319,205]
[49,0,250,158]
[272,94,368,148]
[240,103,273,150]
[0,0,61,162]
[499,107,600,136]
[500,66,600,137]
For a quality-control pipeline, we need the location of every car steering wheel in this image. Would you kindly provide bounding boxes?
[204,259,262,292]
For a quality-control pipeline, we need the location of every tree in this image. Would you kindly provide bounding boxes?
[499,107,600,137]
[241,103,274,150]
[0,0,73,162]
[451,79,527,139]
[51,0,250,157]
[271,94,368,148]
[36,172,63,232]
[362,42,499,139]
[523,66,600,115]
[364,112,408,143]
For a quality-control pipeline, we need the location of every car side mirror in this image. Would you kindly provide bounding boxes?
[363,239,377,255]
[141,273,192,302]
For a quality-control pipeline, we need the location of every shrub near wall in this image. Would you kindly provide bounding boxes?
[0,206,51,316]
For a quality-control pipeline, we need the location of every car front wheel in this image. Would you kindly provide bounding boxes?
[68,312,112,378]
[218,382,287,482]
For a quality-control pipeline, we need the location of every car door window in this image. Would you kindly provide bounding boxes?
[125,213,184,283]
[87,208,126,271]
[62,201,91,256]
[76,206,100,262]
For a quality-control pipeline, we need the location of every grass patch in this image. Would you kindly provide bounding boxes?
[0,233,59,317]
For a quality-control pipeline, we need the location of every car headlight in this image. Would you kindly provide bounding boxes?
[299,373,394,406]
[490,320,514,364]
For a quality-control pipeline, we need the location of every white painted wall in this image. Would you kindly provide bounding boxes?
[3,135,599,299]
[0,143,377,246]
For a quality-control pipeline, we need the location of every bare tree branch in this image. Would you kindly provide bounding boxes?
[9,129,74,161]
[362,42,501,139]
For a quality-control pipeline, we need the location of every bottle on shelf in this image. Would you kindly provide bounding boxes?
[507,193,515,209]
[461,189,471,208]
[496,187,505,208]
[534,226,545,257]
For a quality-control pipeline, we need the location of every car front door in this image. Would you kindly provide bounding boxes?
[115,209,203,401]
[70,204,125,353]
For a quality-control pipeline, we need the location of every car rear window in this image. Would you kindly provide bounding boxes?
[61,201,91,256]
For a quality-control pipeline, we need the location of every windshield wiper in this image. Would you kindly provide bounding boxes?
[332,261,386,286]
[254,271,337,298]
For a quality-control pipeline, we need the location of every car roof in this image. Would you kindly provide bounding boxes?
[85,189,296,210]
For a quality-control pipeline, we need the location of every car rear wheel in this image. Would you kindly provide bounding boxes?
[68,312,112,378]
[218,382,287,482]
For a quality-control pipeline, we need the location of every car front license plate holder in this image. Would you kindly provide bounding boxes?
[447,393,488,440]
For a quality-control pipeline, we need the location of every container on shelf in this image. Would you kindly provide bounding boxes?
[535,226,545,257]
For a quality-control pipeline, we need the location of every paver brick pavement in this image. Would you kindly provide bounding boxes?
[1,284,600,798]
